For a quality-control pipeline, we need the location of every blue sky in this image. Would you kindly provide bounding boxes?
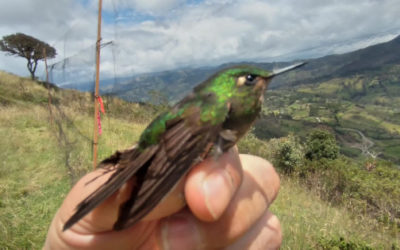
[0,0,400,84]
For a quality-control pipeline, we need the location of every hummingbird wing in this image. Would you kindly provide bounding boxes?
[63,95,233,231]
[113,102,232,229]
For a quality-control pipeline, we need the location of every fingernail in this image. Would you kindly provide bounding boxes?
[203,169,234,219]
[162,215,199,250]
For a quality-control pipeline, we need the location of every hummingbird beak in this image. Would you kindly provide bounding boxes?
[264,62,307,79]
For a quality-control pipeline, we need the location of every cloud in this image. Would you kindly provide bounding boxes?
[0,0,97,77]
[128,0,185,13]
[98,0,400,76]
[1,0,400,80]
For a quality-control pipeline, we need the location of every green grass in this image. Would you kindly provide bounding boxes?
[0,104,148,249]
[271,177,399,249]
[0,71,399,249]
[239,133,399,249]
[384,145,400,160]
[0,105,70,248]
[0,72,151,248]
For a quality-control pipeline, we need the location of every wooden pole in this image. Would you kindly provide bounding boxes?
[93,0,103,169]
[42,48,53,125]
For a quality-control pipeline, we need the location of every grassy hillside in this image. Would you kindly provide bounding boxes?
[257,64,400,165]
[0,71,152,248]
[0,71,398,249]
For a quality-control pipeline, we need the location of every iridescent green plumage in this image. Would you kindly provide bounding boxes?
[139,66,274,148]
[63,63,305,231]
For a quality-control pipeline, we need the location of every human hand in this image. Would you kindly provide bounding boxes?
[44,148,281,249]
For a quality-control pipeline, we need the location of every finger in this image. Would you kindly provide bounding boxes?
[47,170,158,249]
[58,168,187,234]
[160,155,280,249]
[49,170,186,249]
[239,154,280,204]
[184,147,243,221]
[58,147,242,233]
[46,217,158,250]
[144,146,243,222]
[227,211,282,250]
[58,170,129,233]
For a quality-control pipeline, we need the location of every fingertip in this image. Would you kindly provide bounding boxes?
[262,212,283,249]
[184,163,212,221]
[239,155,280,204]
[59,170,123,233]
[268,213,282,245]
[160,212,201,250]
[226,211,282,250]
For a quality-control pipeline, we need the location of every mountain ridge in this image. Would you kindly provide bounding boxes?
[87,35,400,102]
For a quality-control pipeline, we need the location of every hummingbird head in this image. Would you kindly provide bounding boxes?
[209,62,306,103]
[193,62,306,115]
[189,62,306,138]
[190,62,306,127]
[233,69,272,101]
[233,61,306,88]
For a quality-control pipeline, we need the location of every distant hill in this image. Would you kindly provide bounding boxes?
[59,35,400,103]
[256,38,400,164]
[87,35,400,103]
[277,34,400,86]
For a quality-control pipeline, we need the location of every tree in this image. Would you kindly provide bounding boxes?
[305,129,339,160]
[0,33,56,80]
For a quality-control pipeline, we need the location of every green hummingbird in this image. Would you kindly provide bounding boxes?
[63,62,306,231]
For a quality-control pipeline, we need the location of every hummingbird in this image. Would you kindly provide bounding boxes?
[63,62,306,231]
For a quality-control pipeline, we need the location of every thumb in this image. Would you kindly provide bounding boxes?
[185,147,243,222]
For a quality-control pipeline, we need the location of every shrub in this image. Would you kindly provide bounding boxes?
[305,129,339,160]
[273,135,304,174]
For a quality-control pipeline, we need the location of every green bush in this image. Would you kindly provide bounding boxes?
[305,129,339,160]
[273,135,304,174]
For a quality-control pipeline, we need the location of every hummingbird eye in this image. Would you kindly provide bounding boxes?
[245,74,257,85]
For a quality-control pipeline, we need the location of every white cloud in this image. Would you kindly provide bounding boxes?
[1,0,400,81]
[129,0,185,13]
[0,0,97,77]
[99,0,400,76]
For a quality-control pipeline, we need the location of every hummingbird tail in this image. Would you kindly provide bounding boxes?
[62,145,159,231]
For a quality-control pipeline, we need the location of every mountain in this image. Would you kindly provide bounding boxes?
[275,34,400,86]
[98,35,400,102]
[253,36,400,165]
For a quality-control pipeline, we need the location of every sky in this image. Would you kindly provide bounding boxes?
[0,0,400,84]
